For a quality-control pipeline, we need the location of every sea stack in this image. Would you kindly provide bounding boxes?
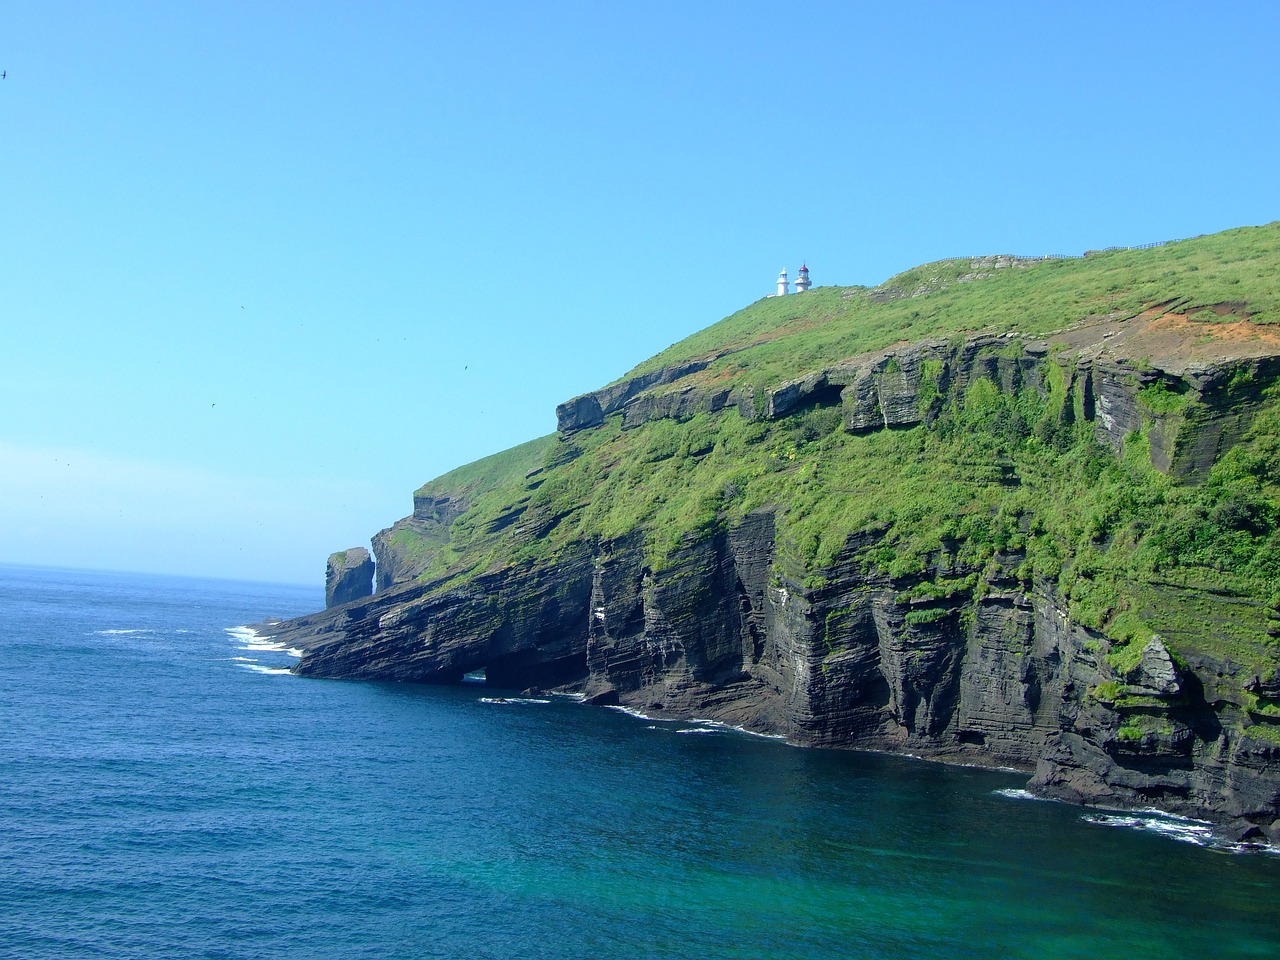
[325,548,374,608]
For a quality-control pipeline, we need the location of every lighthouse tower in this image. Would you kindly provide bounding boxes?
[795,264,811,293]
[777,268,790,297]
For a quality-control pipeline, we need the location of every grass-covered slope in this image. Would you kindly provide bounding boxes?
[380,222,1280,701]
[632,224,1280,389]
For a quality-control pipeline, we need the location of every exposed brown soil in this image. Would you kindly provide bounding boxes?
[1048,305,1280,373]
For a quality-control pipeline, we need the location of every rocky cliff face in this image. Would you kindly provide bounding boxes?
[555,309,1280,486]
[274,299,1280,843]
[370,493,466,591]
[280,498,1280,842]
[324,548,374,608]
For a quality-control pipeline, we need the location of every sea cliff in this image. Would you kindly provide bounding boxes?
[270,225,1280,842]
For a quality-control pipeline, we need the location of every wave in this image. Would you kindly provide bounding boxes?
[994,788,1049,802]
[225,626,302,658]
[604,704,653,721]
[93,628,155,636]
[604,705,787,741]
[1082,811,1216,845]
[479,697,551,705]
[992,790,1278,853]
[239,643,304,657]
[236,663,294,676]
[687,718,787,741]
[1080,808,1280,854]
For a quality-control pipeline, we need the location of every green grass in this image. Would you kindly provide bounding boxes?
[1137,381,1191,416]
[627,223,1280,396]
[1116,725,1144,743]
[415,434,555,502]
[1242,724,1280,746]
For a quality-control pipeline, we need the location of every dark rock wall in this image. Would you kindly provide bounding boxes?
[286,509,1280,839]
[555,359,717,434]
[371,520,425,591]
[325,548,374,608]
[299,547,596,686]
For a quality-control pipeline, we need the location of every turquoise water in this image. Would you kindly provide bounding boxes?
[2,565,1278,959]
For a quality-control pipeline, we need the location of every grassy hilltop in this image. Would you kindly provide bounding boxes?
[382,223,1280,719]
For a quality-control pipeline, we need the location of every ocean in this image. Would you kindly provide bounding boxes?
[2,564,1278,960]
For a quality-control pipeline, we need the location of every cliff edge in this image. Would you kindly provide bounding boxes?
[272,224,1280,842]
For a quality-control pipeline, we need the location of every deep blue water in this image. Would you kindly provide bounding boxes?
[2,564,1279,960]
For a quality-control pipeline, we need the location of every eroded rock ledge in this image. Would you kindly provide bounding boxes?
[556,320,1280,483]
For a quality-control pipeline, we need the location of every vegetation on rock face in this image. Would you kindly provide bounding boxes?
[378,222,1280,713]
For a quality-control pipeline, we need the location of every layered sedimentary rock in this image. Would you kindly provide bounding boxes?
[280,510,1280,843]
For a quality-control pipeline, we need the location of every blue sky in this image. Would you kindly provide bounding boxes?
[2,1,1278,586]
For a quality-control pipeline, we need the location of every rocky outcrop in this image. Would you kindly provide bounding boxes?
[620,384,755,430]
[369,494,469,591]
[555,359,719,434]
[325,548,374,608]
[298,548,596,686]
[761,335,1278,483]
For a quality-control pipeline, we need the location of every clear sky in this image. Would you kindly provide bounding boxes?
[2,1,1278,586]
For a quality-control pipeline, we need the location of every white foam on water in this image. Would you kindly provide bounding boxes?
[224,626,263,642]
[604,704,654,721]
[602,705,786,741]
[1079,806,1248,849]
[479,697,550,705]
[689,719,787,741]
[1082,812,1213,847]
[94,628,154,636]
[234,639,303,658]
[230,656,257,663]
[994,788,1048,802]
[995,793,1278,853]
[236,664,294,676]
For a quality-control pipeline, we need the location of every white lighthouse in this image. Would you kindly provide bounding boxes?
[777,268,790,297]
[795,263,811,293]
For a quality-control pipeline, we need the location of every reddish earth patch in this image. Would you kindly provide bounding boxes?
[1051,303,1280,372]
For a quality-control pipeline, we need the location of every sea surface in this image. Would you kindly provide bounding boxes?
[2,564,1279,960]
